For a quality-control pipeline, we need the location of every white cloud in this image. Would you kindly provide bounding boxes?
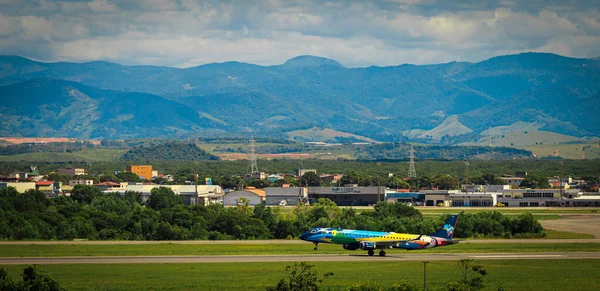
[137,0,179,11]
[88,0,117,13]
[0,0,598,67]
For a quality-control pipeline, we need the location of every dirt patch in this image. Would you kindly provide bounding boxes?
[540,215,600,238]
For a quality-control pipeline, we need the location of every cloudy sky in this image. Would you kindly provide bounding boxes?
[0,0,599,67]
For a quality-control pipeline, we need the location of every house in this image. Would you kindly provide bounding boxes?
[320,174,341,184]
[69,179,94,186]
[500,176,524,187]
[57,168,86,176]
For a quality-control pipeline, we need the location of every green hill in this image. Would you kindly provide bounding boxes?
[120,143,219,162]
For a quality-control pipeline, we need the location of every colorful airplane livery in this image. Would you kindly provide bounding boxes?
[299,215,458,256]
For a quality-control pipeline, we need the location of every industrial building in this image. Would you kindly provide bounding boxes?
[0,182,35,193]
[118,184,224,205]
[384,187,599,208]
[265,187,307,206]
[223,187,265,206]
[308,186,385,206]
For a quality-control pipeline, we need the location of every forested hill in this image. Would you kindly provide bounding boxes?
[1,53,599,141]
[121,143,219,161]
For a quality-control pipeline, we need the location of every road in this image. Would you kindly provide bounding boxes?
[1,252,598,265]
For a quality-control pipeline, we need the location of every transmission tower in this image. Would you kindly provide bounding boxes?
[407,144,417,178]
[249,135,258,174]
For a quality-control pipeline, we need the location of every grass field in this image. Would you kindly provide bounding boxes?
[3,259,599,290]
[4,243,600,257]
[543,229,595,239]
[0,149,127,163]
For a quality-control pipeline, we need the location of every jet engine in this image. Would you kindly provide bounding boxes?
[359,241,376,250]
[342,243,360,250]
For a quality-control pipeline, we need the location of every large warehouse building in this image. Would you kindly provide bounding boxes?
[308,186,385,206]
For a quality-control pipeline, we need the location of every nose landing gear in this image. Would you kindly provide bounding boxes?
[313,242,319,251]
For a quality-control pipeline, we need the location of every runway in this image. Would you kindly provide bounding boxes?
[1,252,598,265]
[1,239,599,245]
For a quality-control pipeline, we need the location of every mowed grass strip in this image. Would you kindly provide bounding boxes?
[543,229,595,239]
[3,259,600,291]
[4,243,600,257]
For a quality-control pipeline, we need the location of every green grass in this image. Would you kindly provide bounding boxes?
[543,229,595,239]
[4,243,600,257]
[3,259,599,290]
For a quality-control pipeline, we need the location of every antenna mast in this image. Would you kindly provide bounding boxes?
[249,135,258,174]
[408,144,417,178]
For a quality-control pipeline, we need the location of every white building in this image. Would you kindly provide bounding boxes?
[119,184,224,205]
[223,187,265,206]
[69,179,94,186]
[450,193,498,207]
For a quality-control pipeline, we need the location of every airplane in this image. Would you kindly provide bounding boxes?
[299,215,458,256]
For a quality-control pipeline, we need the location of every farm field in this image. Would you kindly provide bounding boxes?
[3,259,599,290]
[3,243,600,257]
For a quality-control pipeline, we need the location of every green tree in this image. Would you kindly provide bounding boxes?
[433,175,459,190]
[440,259,488,291]
[520,175,550,189]
[71,184,102,204]
[117,171,142,182]
[302,172,321,187]
[19,265,65,291]
[46,173,70,184]
[265,262,333,291]
[340,171,363,185]
[146,187,183,210]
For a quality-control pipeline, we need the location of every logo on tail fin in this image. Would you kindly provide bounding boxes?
[443,224,454,237]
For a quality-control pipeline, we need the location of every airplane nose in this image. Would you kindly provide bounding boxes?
[299,232,310,241]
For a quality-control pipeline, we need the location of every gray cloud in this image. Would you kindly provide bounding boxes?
[0,0,598,67]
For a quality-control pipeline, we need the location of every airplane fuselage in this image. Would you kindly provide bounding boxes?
[299,228,455,251]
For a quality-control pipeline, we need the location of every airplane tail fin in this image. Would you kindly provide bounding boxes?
[430,215,458,239]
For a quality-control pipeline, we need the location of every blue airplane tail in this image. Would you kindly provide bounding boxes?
[429,215,458,239]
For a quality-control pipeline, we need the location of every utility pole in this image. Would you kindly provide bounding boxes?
[377,161,381,202]
[423,261,429,291]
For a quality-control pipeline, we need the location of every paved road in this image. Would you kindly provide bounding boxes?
[1,252,598,265]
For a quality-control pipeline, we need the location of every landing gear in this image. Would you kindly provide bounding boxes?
[313,242,319,251]
[368,249,374,256]
[379,250,386,257]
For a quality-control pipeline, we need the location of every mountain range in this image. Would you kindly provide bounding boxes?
[0,53,599,142]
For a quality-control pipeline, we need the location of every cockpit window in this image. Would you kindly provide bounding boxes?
[310,230,317,233]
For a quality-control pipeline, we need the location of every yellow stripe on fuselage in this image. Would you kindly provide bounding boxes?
[351,234,420,242]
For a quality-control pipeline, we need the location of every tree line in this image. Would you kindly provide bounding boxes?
[0,185,545,241]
